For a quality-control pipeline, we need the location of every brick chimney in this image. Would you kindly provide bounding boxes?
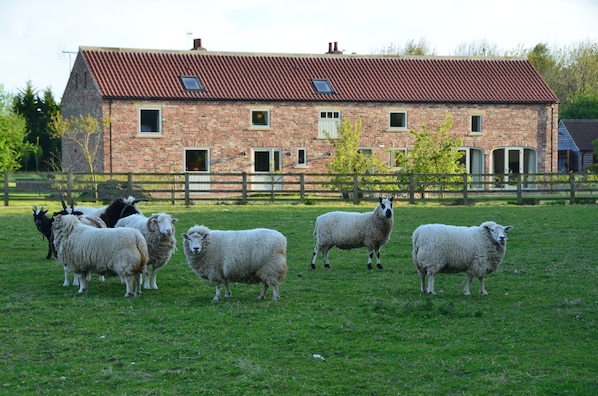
[192,38,206,51]
[325,41,342,54]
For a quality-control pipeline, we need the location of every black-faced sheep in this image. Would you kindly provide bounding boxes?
[311,197,394,271]
[412,221,513,296]
[182,225,288,301]
[74,196,144,228]
[52,214,148,297]
[115,212,178,289]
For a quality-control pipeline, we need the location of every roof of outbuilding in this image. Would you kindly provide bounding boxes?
[559,119,598,151]
[78,46,558,104]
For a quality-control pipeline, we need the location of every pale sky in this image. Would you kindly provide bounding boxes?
[1,0,597,100]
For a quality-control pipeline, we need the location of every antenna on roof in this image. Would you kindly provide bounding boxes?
[58,44,77,71]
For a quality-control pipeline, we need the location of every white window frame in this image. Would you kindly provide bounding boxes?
[139,108,162,135]
[471,115,483,133]
[389,110,408,130]
[296,148,307,167]
[250,109,271,129]
[318,110,341,139]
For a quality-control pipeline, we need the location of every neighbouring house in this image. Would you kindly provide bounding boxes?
[60,39,558,192]
[558,119,598,172]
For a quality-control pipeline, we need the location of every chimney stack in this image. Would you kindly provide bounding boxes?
[326,41,342,54]
[192,38,206,51]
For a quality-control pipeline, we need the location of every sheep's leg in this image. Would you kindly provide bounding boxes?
[478,277,488,296]
[367,249,374,271]
[375,249,383,269]
[149,268,159,289]
[99,275,105,283]
[310,247,319,269]
[322,249,331,269]
[213,283,222,301]
[223,281,232,299]
[143,269,152,289]
[123,275,135,297]
[418,270,426,293]
[271,285,280,301]
[77,273,88,294]
[464,274,473,296]
[258,282,269,300]
[426,273,436,295]
[63,267,70,287]
[134,273,142,296]
[73,272,80,287]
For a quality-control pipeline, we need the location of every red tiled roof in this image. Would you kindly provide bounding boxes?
[80,47,558,104]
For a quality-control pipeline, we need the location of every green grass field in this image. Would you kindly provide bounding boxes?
[1,201,596,395]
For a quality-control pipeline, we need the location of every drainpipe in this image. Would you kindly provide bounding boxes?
[109,99,113,174]
[550,104,554,172]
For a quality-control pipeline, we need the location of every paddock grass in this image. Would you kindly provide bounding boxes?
[1,201,596,395]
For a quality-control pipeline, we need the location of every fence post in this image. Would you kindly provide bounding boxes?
[462,173,468,205]
[241,172,247,205]
[3,172,8,206]
[184,173,190,206]
[299,174,305,204]
[569,173,576,204]
[127,173,133,196]
[409,173,415,204]
[352,174,359,204]
[517,173,523,205]
[67,171,73,203]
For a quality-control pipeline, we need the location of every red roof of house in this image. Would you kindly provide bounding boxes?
[79,46,558,104]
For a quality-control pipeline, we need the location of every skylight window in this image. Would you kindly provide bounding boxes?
[312,79,334,94]
[180,76,204,92]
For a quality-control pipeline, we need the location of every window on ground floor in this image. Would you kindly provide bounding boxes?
[458,147,484,188]
[492,147,537,188]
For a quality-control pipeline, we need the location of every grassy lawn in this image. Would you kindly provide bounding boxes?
[1,201,596,395]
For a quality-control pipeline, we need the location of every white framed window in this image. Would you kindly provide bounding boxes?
[471,115,483,133]
[492,147,537,188]
[254,148,281,173]
[139,108,162,135]
[251,109,270,128]
[388,148,407,169]
[184,148,210,193]
[297,148,307,166]
[318,110,341,139]
[389,111,407,129]
[458,147,484,189]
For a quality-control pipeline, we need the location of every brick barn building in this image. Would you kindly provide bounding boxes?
[60,40,558,191]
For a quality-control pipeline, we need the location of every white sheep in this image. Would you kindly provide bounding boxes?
[115,212,178,289]
[311,197,394,270]
[182,225,288,301]
[412,221,513,296]
[52,214,149,297]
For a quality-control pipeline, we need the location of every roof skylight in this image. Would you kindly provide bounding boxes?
[312,78,334,94]
[180,76,204,92]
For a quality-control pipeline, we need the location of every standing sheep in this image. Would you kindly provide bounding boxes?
[182,225,288,301]
[52,214,148,297]
[412,221,513,296]
[115,212,178,289]
[311,197,394,270]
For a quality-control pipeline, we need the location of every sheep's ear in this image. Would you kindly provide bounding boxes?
[505,226,513,232]
[181,233,188,240]
[171,216,178,223]
[379,197,383,203]
[389,196,394,202]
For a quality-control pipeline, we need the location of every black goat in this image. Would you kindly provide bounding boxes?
[33,206,55,259]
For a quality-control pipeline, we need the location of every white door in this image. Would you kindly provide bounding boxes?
[251,149,282,191]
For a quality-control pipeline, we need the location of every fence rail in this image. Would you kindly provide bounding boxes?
[3,171,598,206]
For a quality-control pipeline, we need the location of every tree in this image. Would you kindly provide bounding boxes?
[377,38,435,56]
[50,113,107,174]
[0,85,30,171]
[453,39,500,56]
[401,113,465,198]
[324,119,395,198]
[559,93,598,119]
[12,81,61,171]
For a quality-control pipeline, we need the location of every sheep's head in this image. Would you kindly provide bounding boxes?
[482,221,513,245]
[52,214,79,234]
[33,206,50,230]
[377,197,394,219]
[149,213,178,236]
[182,225,209,254]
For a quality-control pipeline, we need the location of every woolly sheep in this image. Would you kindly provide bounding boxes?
[311,197,394,271]
[412,221,513,296]
[182,225,288,301]
[115,212,178,289]
[52,214,148,297]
